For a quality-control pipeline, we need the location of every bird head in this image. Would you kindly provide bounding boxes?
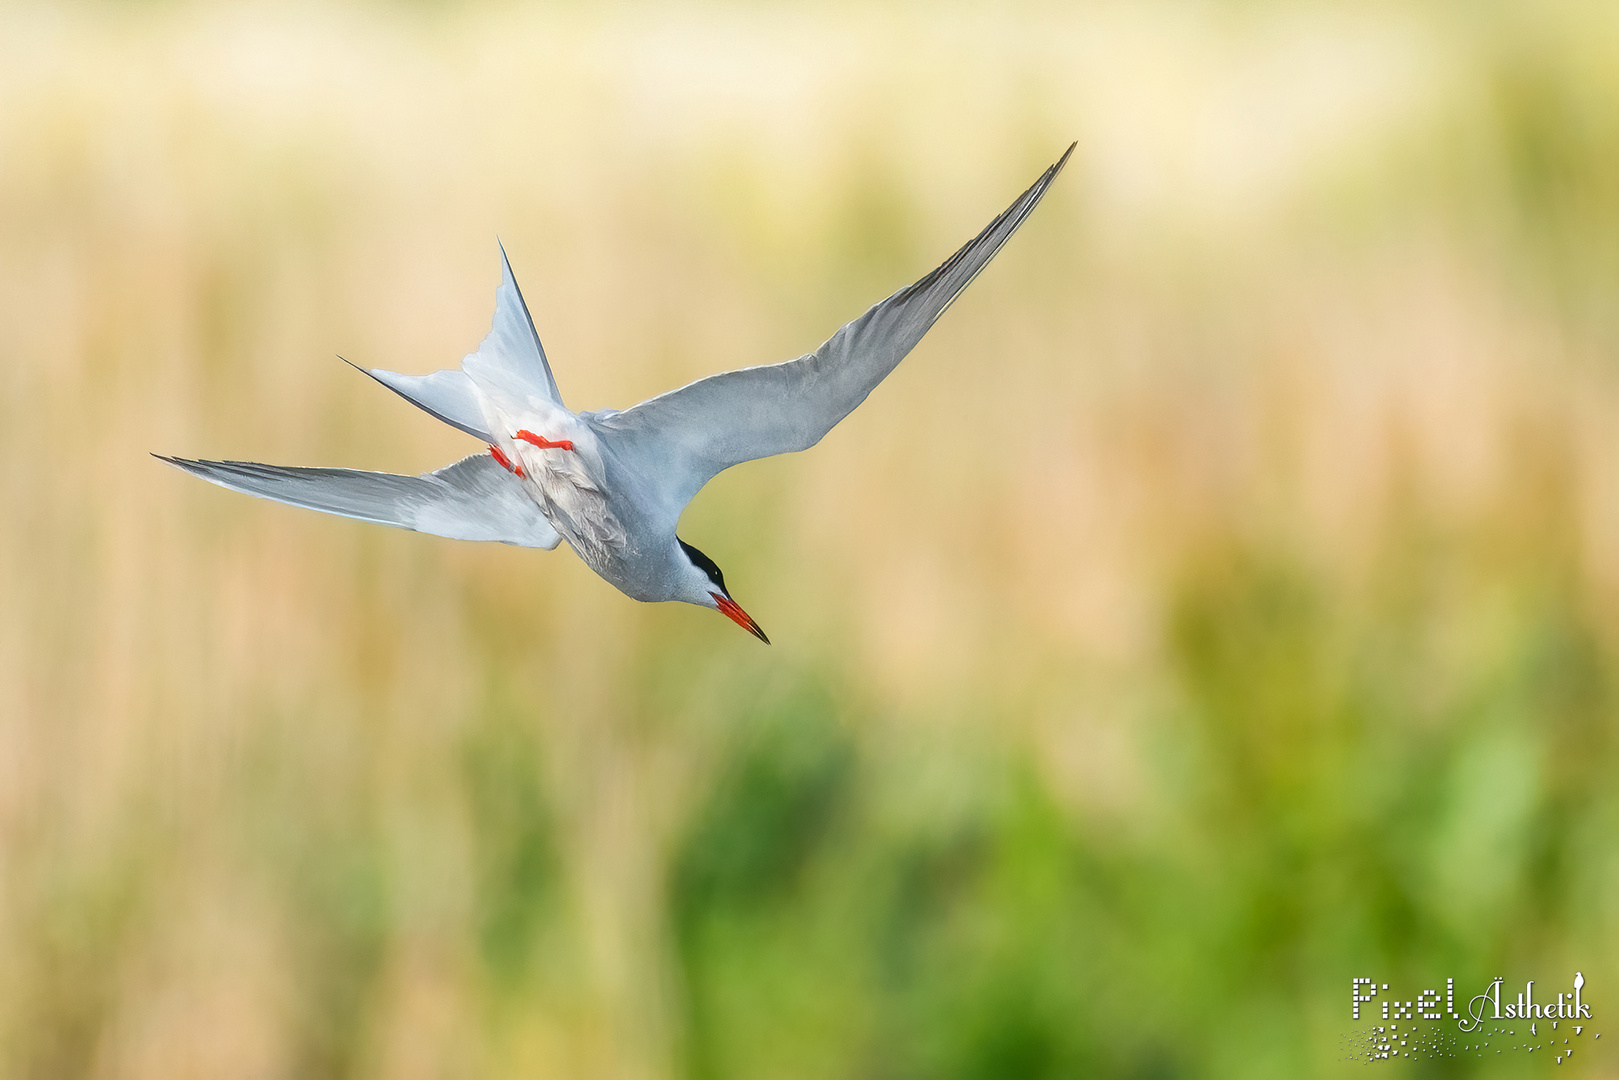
[678,539,769,643]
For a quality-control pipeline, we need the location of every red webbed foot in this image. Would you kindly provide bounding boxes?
[515,429,576,452]
[489,445,525,478]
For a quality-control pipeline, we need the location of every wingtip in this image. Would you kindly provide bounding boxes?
[152,452,203,475]
[1053,141,1077,175]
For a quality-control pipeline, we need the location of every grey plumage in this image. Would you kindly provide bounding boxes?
[156,452,561,548]
[158,145,1073,639]
[587,142,1075,529]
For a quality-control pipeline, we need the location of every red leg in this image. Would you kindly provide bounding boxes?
[489,445,525,478]
[515,429,576,452]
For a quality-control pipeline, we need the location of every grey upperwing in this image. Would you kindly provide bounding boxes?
[588,143,1074,529]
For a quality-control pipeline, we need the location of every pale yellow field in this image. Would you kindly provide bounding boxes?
[3,3,1618,1078]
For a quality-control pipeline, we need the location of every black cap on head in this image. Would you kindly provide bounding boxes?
[679,539,729,597]
[681,538,769,643]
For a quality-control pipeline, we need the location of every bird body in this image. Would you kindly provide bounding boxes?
[160,145,1073,641]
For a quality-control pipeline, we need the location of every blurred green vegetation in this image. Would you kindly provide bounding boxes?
[2,2,1619,1079]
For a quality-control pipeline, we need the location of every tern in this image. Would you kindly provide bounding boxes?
[158,145,1073,643]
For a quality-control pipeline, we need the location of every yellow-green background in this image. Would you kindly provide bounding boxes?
[3,2,1617,1077]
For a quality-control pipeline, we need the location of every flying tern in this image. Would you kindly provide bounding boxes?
[158,144,1073,642]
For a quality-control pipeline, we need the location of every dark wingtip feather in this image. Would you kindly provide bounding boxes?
[889,140,1075,319]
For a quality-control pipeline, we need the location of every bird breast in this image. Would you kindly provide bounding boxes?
[523,448,626,564]
[479,395,628,564]
[518,427,626,563]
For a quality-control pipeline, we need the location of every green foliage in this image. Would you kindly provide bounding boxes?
[662,531,1619,1079]
[464,709,559,990]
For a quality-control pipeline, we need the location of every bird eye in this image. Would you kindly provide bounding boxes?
[678,539,727,592]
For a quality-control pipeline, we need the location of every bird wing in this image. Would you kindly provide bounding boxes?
[355,241,562,440]
[586,143,1073,528]
[155,451,563,548]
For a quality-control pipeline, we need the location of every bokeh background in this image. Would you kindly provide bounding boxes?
[3,1,1619,1077]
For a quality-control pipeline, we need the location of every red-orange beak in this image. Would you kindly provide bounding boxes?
[713,593,770,644]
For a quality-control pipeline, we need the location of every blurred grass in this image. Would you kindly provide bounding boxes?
[3,1,1619,1078]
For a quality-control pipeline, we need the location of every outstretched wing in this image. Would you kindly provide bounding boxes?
[355,241,563,439]
[155,451,562,549]
[588,144,1073,528]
